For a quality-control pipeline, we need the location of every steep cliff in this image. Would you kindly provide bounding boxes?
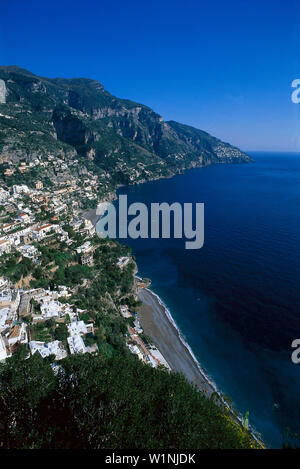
[0,65,251,187]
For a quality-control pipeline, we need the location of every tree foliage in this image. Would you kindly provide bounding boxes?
[0,352,257,449]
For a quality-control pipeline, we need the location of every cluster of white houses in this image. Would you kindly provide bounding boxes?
[0,281,97,361]
[0,183,96,262]
[0,277,170,369]
[0,183,105,362]
[0,180,171,371]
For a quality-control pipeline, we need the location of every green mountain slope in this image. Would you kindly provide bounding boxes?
[0,66,251,190]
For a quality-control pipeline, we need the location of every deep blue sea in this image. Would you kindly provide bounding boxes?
[114,152,300,448]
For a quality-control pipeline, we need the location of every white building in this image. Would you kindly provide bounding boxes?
[83,219,95,236]
[1,223,17,233]
[32,224,57,240]
[134,319,143,334]
[75,241,92,255]
[67,334,87,355]
[29,340,67,360]
[13,185,30,196]
[18,244,38,259]
[59,230,69,242]
[0,278,8,290]
[120,305,132,318]
[67,320,94,336]
[0,188,9,202]
[127,343,144,361]
[0,239,11,256]
[35,181,43,190]
[40,300,62,318]
[57,286,71,298]
[0,307,9,330]
[0,335,8,361]
[17,213,31,224]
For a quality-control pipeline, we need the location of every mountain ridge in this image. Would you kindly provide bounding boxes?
[0,66,251,195]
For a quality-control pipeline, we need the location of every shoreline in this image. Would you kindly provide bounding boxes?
[84,209,218,396]
[85,209,242,402]
[137,285,265,448]
[137,287,215,396]
[86,201,264,447]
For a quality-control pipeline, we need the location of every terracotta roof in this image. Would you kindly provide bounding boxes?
[9,325,21,339]
[36,224,53,232]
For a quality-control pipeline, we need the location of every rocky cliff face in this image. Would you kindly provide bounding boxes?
[0,65,251,186]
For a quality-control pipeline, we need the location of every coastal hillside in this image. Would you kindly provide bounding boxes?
[0,66,251,196]
[0,66,259,449]
[0,350,258,449]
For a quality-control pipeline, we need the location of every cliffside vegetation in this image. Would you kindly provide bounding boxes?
[0,351,258,449]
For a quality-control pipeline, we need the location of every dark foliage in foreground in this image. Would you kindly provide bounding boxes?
[0,352,257,449]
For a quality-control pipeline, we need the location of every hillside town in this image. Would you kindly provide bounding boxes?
[0,169,170,370]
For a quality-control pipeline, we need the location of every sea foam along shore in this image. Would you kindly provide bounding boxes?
[137,286,265,447]
[137,286,216,397]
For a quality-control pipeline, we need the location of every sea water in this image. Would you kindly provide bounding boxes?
[113,152,300,448]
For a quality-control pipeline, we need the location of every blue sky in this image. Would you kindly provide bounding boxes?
[1,0,299,151]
